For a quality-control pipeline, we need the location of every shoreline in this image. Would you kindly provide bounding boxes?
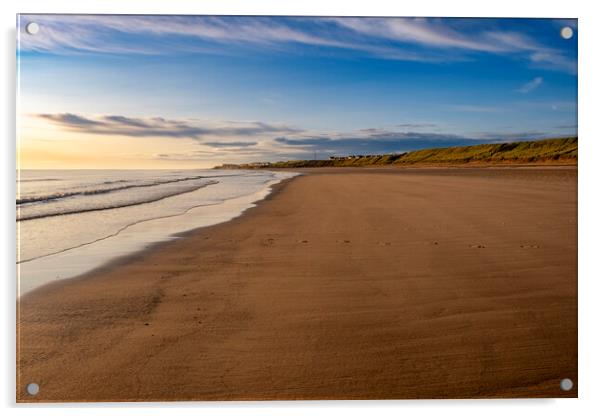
[17,171,298,297]
[18,175,299,301]
[17,167,577,401]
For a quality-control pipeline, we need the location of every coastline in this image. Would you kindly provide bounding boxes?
[17,171,298,296]
[18,175,299,301]
[17,167,577,401]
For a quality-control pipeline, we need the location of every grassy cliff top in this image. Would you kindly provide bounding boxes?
[217,137,577,169]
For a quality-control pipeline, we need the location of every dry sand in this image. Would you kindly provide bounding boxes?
[17,167,577,401]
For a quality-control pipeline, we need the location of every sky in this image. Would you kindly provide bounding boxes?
[17,15,578,169]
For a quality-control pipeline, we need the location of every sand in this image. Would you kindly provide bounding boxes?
[17,167,577,402]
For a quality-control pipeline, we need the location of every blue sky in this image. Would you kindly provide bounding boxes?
[17,15,577,168]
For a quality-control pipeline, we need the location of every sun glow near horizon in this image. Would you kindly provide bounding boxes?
[17,113,239,169]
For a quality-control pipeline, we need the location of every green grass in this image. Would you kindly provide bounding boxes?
[216,137,577,169]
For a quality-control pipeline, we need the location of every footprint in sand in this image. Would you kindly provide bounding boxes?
[160,270,180,280]
[520,244,540,249]
[469,244,486,249]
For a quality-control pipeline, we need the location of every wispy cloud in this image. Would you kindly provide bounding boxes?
[18,15,577,73]
[35,110,570,163]
[529,51,577,74]
[331,17,516,53]
[273,133,478,155]
[203,141,258,147]
[329,17,576,73]
[449,104,504,113]
[18,15,426,60]
[272,128,553,156]
[517,76,544,93]
[37,113,301,140]
[395,123,438,129]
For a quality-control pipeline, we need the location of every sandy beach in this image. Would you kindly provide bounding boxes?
[17,167,577,401]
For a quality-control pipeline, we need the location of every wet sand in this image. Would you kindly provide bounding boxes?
[17,167,577,401]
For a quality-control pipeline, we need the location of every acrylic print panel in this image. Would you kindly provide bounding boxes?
[16,15,578,402]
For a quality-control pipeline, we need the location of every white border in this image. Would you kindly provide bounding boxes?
[2,1,601,415]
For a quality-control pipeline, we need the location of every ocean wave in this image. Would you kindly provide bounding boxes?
[17,180,219,221]
[17,175,211,205]
[18,178,62,183]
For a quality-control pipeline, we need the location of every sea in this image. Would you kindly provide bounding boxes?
[17,169,297,296]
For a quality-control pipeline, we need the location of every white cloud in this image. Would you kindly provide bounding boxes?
[332,18,507,52]
[449,104,504,113]
[17,15,577,73]
[517,77,544,93]
[36,113,301,140]
[18,15,431,61]
[530,51,577,74]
